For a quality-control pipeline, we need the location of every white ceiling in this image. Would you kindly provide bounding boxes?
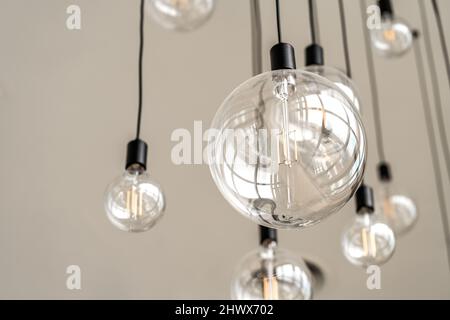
[0,0,449,299]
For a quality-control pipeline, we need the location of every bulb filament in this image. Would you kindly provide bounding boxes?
[361,227,377,258]
[126,186,143,219]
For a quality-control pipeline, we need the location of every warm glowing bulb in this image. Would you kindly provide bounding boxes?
[104,165,165,232]
[342,212,396,267]
[231,242,312,300]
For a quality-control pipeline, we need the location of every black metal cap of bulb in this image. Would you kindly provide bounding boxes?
[305,44,324,66]
[126,139,148,170]
[270,42,296,70]
[377,161,392,182]
[378,0,394,18]
[259,226,278,245]
[355,184,375,215]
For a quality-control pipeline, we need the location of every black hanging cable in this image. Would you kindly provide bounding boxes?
[419,0,450,186]
[361,0,386,163]
[412,31,450,273]
[308,0,319,44]
[135,0,145,140]
[338,0,352,78]
[275,0,282,43]
[431,0,450,90]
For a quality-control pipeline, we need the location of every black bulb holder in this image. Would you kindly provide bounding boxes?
[377,161,392,182]
[270,42,296,70]
[305,43,324,66]
[378,0,394,18]
[355,184,375,214]
[126,139,148,170]
[259,226,278,245]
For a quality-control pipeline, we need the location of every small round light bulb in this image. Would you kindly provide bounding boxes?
[231,241,312,300]
[147,0,215,31]
[342,211,396,267]
[370,15,413,58]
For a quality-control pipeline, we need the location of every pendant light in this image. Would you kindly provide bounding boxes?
[230,2,312,301]
[341,0,395,268]
[342,185,396,267]
[207,0,367,230]
[147,0,215,31]
[104,0,165,233]
[231,225,312,300]
[370,0,413,58]
[363,0,418,236]
[304,0,362,111]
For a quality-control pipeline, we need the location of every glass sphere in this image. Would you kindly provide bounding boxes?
[231,242,312,300]
[147,0,215,32]
[305,65,361,111]
[370,16,413,58]
[379,183,418,236]
[207,69,367,229]
[342,212,396,267]
[104,165,165,232]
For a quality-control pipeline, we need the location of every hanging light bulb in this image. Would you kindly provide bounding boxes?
[208,42,366,229]
[104,0,165,233]
[147,0,215,31]
[304,45,361,112]
[342,185,396,267]
[231,227,312,300]
[370,0,413,58]
[377,162,417,236]
[304,1,361,111]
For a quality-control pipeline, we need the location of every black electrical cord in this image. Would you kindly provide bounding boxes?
[419,0,450,186]
[431,0,450,90]
[412,32,450,273]
[275,0,282,43]
[338,0,352,78]
[360,0,386,163]
[135,0,145,140]
[251,0,263,76]
[308,0,320,44]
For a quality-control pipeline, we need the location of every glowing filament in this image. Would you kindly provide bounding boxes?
[361,227,377,258]
[126,187,144,219]
[262,276,279,300]
[383,29,396,42]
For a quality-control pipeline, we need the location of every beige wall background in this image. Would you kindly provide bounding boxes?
[0,0,449,299]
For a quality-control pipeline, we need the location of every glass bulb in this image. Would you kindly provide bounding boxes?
[207,69,366,229]
[342,212,396,267]
[147,0,215,31]
[379,181,417,236]
[104,165,165,232]
[305,65,361,112]
[370,16,413,58]
[231,242,312,300]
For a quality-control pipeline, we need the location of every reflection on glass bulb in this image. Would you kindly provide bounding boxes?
[104,165,165,232]
[147,0,215,31]
[208,69,366,229]
[379,182,417,236]
[305,65,361,112]
[342,212,395,267]
[231,242,312,300]
[370,16,413,58]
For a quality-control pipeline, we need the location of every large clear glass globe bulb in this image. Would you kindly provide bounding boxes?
[207,69,367,229]
[305,65,361,112]
[342,212,396,267]
[379,182,418,236]
[147,0,215,32]
[370,16,413,58]
[231,242,312,300]
[104,165,165,232]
